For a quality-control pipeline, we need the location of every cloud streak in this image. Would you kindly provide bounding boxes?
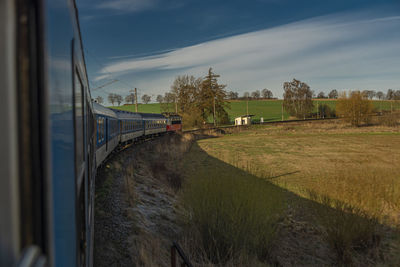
[95,12,400,95]
[97,0,158,12]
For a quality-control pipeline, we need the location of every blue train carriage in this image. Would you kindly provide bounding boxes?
[1,0,96,266]
[112,109,144,144]
[142,113,168,136]
[93,103,119,167]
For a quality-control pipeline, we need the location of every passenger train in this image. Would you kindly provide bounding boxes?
[0,0,181,266]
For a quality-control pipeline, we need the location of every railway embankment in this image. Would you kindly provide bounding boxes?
[94,133,196,266]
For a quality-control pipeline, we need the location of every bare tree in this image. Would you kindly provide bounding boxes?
[328,89,338,99]
[283,78,314,119]
[227,91,239,100]
[376,91,385,100]
[336,91,373,126]
[156,94,164,103]
[362,90,376,100]
[161,92,176,113]
[261,89,273,99]
[95,96,103,104]
[125,92,135,105]
[395,90,400,100]
[115,94,123,106]
[251,90,261,99]
[317,92,326,99]
[141,94,151,104]
[171,75,201,114]
[386,89,395,100]
[108,93,116,106]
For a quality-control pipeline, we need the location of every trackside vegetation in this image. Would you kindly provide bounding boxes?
[182,147,285,264]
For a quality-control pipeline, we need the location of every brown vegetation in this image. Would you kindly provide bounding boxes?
[336,91,374,126]
[161,68,230,128]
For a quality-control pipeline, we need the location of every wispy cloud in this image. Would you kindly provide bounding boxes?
[97,0,158,12]
[94,74,112,81]
[94,12,400,95]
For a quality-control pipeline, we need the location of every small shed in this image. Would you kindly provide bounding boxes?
[235,115,254,126]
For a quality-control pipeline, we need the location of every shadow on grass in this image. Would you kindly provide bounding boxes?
[181,138,399,266]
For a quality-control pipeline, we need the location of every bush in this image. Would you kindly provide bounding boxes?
[182,171,285,263]
[336,91,374,126]
[377,112,399,127]
[318,104,336,118]
[181,107,204,129]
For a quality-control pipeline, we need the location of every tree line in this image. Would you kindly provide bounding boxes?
[283,78,399,126]
[94,93,153,106]
[314,89,400,100]
[223,89,274,100]
[159,68,229,127]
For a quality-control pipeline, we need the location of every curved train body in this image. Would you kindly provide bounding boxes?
[0,0,181,266]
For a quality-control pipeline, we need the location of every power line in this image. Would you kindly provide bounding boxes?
[84,48,137,92]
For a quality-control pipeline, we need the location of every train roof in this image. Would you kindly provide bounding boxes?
[92,102,118,118]
[111,108,143,119]
[140,113,166,120]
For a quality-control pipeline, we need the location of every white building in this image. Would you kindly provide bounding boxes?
[234,115,254,126]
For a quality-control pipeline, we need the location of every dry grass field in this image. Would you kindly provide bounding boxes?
[180,120,400,265]
[197,121,400,223]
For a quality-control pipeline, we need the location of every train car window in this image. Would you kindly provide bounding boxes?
[98,117,101,142]
[101,118,104,141]
[97,117,100,143]
[104,117,107,139]
[74,71,84,168]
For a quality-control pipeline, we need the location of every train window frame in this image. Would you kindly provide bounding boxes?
[73,69,85,175]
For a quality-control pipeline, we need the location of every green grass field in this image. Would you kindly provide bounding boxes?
[110,99,398,123]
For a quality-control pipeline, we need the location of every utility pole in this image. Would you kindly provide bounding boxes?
[134,88,138,112]
[391,100,393,113]
[246,99,249,115]
[281,101,284,121]
[213,96,216,126]
[129,89,135,112]
[317,101,319,119]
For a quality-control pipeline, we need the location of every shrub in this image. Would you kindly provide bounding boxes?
[182,170,285,263]
[336,91,374,126]
[377,112,399,127]
[318,104,336,118]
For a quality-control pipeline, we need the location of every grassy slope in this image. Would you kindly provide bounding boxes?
[193,122,400,223]
[181,122,400,265]
[110,100,398,122]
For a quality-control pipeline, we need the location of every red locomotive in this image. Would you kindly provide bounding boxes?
[164,113,182,132]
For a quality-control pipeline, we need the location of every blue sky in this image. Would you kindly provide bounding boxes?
[77,0,400,103]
